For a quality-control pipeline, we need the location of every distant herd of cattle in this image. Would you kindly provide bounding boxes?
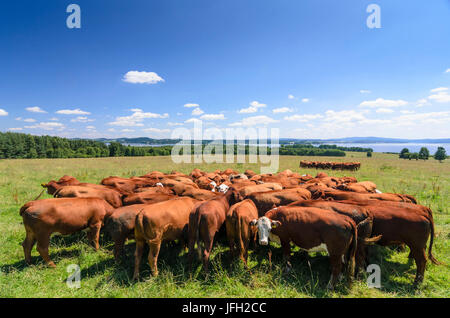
[19,167,441,289]
[300,160,361,171]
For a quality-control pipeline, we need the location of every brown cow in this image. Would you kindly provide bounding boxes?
[251,206,358,289]
[53,185,123,208]
[246,188,312,216]
[238,183,283,197]
[188,189,243,271]
[104,204,147,261]
[20,198,114,267]
[122,192,175,205]
[314,189,417,204]
[133,197,201,279]
[180,187,218,201]
[337,181,377,193]
[225,199,258,267]
[287,200,382,272]
[338,200,440,285]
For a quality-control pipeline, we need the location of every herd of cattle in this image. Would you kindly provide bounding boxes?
[300,161,361,171]
[19,168,440,289]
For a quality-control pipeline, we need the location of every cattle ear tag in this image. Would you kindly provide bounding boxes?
[271,221,280,228]
[250,219,257,226]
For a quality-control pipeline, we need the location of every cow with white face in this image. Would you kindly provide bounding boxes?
[250,216,281,246]
[216,183,229,193]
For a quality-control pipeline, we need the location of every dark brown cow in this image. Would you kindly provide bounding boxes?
[53,185,123,208]
[133,197,201,279]
[225,199,258,266]
[188,189,243,271]
[314,189,417,204]
[104,204,147,261]
[122,192,175,205]
[246,188,312,216]
[20,198,114,267]
[287,200,381,272]
[251,206,358,289]
[338,200,440,285]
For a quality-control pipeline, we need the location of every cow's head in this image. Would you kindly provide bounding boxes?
[250,216,281,246]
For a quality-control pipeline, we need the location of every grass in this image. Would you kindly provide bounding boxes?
[0,152,449,298]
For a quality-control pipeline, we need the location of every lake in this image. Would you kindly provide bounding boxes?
[321,143,450,153]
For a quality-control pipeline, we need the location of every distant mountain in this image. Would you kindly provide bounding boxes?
[93,136,450,145]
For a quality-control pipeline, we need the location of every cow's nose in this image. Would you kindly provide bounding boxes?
[260,240,268,246]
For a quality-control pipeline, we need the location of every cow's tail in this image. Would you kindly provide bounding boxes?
[427,212,442,265]
[346,221,358,280]
[134,209,146,241]
[19,202,32,217]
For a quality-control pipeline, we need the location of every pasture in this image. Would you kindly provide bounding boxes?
[0,152,448,298]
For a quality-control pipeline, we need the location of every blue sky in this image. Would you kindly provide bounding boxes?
[0,0,449,139]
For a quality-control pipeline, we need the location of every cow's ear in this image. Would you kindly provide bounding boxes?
[250,219,258,226]
[271,220,281,228]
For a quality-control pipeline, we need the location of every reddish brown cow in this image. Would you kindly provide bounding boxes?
[53,185,123,208]
[225,199,258,266]
[238,183,283,197]
[287,200,381,272]
[20,198,114,267]
[337,181,377,193]
[133,197,201,279]
[41,175,80,195]
[338,200,440,285]
[251,206,358,289]
[246,188,312,216]
[180,187,218,201]
[188,189,243,271]
[104,204,147,261]
[122,192,175,205]
[313,189,417,204]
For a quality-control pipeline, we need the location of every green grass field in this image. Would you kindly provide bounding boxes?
[0,152,449,298]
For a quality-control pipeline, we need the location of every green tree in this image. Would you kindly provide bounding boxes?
[399,148,409,159]
[418,147,429,160]
[434,147,447,162]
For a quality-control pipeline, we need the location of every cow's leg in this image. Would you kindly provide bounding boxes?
[226,225,236,258]
[280,240,292,272]
[36,232,55,268]
[132,238,145,280]
[411,246,427,287]
[148,240,162,276]
[113,236,126,262]
[22,227,36,265]
[202,235,214,272]
[87,223,102,250]
[327,255,343,290]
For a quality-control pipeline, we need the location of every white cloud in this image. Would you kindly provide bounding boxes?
[122,71,164,84]
[142,127,171,133]
[0,109,8,116]
[185,118,202,124]
[445,68,450,73]
[395,111,450,125]
[200,113,225,120]
[8,127,22,131]
[430,87,448,93]
[324,110,368,123]
[273,107,293,113]
[239,101,266,113]
[130,108,143,112]
[229,115,279,127]
[16,117,36,122]
[359,119,393,125]
[56,108,91,115]
[26,106,47,113]
[107,128,116,132]
[24,122,65,130]
[400,110,415,114]
[108,109,169,126]
[360,90,371,94]
[301,98,309,103]
[284,114,323,122]
[375,108,394,114]
[86,126,96,130]
[416,98,431,107]
[70,116,94,123]
[428,90,450,103]
[168,122,183,126]
[288,94,295,99]
[184,103,199,108]
[192,108,204,116]
[121,129,135,132]
[49,117,59,121]
[359,98,408,108]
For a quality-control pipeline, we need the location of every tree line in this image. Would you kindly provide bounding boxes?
[399,147,447,162]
